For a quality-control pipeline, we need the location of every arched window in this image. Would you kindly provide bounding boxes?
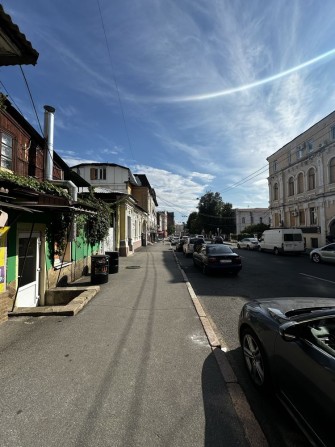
[288,177,294,196]
[308,168,315,190]
[297,172,304,193]
[330,157,335,184]
[273,183,278,200]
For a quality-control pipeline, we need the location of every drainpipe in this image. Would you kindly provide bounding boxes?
[44,105,56,181]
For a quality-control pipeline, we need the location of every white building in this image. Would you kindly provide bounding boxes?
[267,111,335,249]
[235,208,270,234]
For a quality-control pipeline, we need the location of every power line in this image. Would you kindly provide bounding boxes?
[96,0,136,162]
[19,66,44,137]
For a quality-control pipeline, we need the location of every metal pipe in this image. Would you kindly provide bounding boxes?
[44,105,55,181]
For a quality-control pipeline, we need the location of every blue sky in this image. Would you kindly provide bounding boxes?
[2,0,335,223]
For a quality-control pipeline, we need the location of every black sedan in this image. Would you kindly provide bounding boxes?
[238,297,335,447]
[193,243,242,275]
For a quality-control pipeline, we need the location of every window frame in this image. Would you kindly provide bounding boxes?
[308,168,316,190]
[288,177,294,196]
[0,130,14,170]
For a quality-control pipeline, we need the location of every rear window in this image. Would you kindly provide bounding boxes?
[207,245,232,254]
[284,233,302,242]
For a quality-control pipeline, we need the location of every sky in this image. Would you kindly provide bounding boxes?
[2,0,335,223]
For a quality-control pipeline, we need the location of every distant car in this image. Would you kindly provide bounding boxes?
[170,236,180,246]
[239,297,335,447]
[310,243,335,264]
[237,238,259,250]
[175,239,186,252]
[193,243,242,275]
[212,236,224,244]
[183,237,205,257]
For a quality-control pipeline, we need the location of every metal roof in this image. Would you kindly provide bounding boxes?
[0,5,39,66]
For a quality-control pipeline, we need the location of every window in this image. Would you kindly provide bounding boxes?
[288,152,292,164]
[297,145,304,159]
[299,210,305,225]
[273,160,278,172]
[90,167,106,180]
[297,172,304,193]
[330,157,335,184]
[288,177,294,196]
[307,140,313,153]
[242,217,245,224]
[260,217,263,224]
[310,207,317,225]
[273,183,278,200]
[331,126,335,140]
[308,168,315,190]
[1,132,13,170]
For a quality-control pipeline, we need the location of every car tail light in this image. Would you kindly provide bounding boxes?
[208,257,217,263]
[233,256,241,264]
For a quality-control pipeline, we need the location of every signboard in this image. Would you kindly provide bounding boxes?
[0,226,9,293]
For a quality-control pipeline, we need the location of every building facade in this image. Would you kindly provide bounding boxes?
[71,163,154,256]
[235,208,270,234]
[267,111,335,248]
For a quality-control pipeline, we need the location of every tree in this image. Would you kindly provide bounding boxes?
[197,191,235,235]
[186,212,201,234]
[242,223,270,238]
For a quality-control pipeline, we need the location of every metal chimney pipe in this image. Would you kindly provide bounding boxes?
[44,105,55,181]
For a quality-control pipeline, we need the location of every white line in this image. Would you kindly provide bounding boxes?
[300,273,335,285]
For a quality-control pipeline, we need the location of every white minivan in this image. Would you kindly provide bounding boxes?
[259,229,305,255]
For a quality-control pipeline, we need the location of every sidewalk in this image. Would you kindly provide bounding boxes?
[0,243,265,447]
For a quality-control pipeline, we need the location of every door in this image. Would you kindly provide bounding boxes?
[16,233,41,307]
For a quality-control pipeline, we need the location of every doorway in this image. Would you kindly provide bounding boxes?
[15,233,41,307]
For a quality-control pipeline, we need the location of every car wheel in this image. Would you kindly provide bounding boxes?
[258,246,262,252]
[274,247,279,255]
[247,245,250,250]
[311,253,321,263]
[241,327,269,390]
[237,243,240,249]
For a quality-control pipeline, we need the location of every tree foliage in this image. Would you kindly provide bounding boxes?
[186,191,236,235]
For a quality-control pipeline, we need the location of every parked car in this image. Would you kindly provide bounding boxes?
[193,243,242,275]
[175,238,186,252]
[183,237,205,257]
[170,236,180,246]
[310,243,335,264]
[239,297,335,447]
[237,238,259,250]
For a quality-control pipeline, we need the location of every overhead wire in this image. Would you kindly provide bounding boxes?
[96,0,136,163]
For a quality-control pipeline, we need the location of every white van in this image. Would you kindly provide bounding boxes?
[259,229,305,255]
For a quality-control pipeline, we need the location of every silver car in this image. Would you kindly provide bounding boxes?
[310,243,335,264]
[237,237,259,250]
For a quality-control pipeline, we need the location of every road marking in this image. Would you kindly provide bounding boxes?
[300,273,335,285]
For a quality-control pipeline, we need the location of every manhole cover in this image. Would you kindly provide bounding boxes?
[126,266,141,269]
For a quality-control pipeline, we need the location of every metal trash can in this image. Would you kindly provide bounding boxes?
[91,255,109,284]
[105,251,119,274]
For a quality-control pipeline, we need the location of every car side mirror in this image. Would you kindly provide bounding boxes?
[279,321,300,341]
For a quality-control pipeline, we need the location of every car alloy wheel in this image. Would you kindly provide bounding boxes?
[241,328,268,389]
[312,253,321,263]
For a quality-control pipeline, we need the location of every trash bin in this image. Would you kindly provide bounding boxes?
[91,255,109,284]
[105,251,119,273]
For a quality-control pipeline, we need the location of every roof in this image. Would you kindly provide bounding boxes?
[0,5,39,66]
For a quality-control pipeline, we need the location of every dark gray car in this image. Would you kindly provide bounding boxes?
[238,297,335,447]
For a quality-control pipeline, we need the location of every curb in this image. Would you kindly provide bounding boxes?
[173,251,268,447]
[9,286,100,317]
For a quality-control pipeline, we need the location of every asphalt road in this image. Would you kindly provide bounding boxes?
[175,246,335,447]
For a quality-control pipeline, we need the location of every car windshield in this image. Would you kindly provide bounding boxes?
[207,245,232,254]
